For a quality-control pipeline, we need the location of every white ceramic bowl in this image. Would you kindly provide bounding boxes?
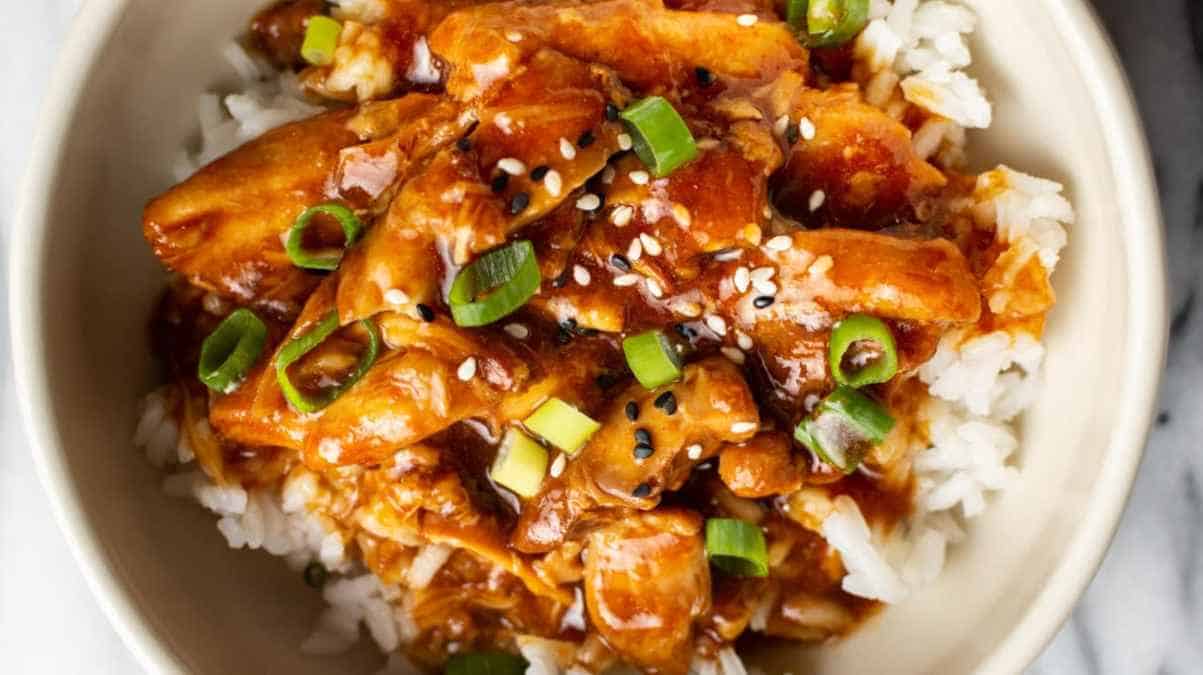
[12,0,1166,673]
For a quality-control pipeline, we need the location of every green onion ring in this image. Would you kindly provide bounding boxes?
[622,330,683,389]
[444,651,530,675]
[786,0,870,47]
[794,385,895,473]
[197,308,268,393]
[620,96,699,177]
[828,313,899,387]
[705,518,769,577]
[286,203,365,271]
[301,15,343,67]
[275,312,380,413]
[448,240,541,327]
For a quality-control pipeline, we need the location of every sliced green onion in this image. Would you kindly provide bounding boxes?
[445,652,529,675]
[449,240,541,327]
[286,203,364,271]
[620,96,699,177]
[524,398,600,455]
[794,386,895,473]
[490,428,549,498]
[828,313,899,387]
[275,312,380,413]
[622,330,683,389]
[705,518,768,577]
[197,309,268,393]
[786,0,869,47]
[301,15,343,66]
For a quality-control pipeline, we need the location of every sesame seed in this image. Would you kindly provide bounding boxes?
[577,130,595,147]
[744,224,763,245]
[803,393,821,412]
[550,453,566,478]
[799,117,816,141]
[753,295,775,309]
[544,169,563,197]
[736,331,753,351]
[559,137,577,160]
[677,302,703,318]
[696,137,720,150]
[785,123,800,145]
[763,205,773,219]
[634,428,652,445]
[634,443,655,460]
[625,401,640,421]
[753,279,778,295]
[617,133,633,151]
[736,13,759,26]
[653,391,678,414]
[494,112,513,134]
[713,248,744,262]
[629,170,650,185]
[610,254,632,272]
[509,192,531,215]
[672,204,692,228]
[626,237,643,261]
[734,266,750,293]
[614,273,641,287]
[766,235,792,252]
[384,288,409,305]
[721,347,746,364]
[416,304,435,322]
[601,166,616,185]
[497,157,526,175]
[530,165,550,180]
[686,444,703,460]
[505,30,523,42]
[490,173,509,193]
[639,233,663,256]
[705,314,728,336]
[773,115,789,137]
[611,204,634,227]
[576,193,601,211]
[552,271,569,288]
[750,267,776,283]
[809,189,826,211]
[646,278,664,298]
[605,103,620,121]
[731,421,757,434]
[457,357,478,381]
[809,254,834,277]
[695,66,715,87]
[573,264,592,286]
[456,136,472,152]
[632,483,652,498]
[504,323,529,339]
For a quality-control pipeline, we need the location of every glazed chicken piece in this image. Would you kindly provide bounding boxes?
[583,510,711,674]
[718,431,802,498]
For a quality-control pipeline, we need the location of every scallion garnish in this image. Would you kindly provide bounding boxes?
[794,386,895,473]
[786,0,870,47]
[490,428,549,498]
[523,398,600,455]
[444,652,529,675]
[448,240,541,327]
[301,15,343,66]
[622,330,683,389]
[275,312,380,413]
[286,203,364,271]
[828,313,899,387]
[619,96,698,177]
[705,518,769,577]
[197,309,268,393]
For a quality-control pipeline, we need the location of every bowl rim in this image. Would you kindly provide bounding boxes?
[10,0,1166,673]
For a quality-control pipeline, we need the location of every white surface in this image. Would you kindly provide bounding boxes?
[0,1,1191,674]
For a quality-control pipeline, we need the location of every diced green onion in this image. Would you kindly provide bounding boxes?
[786,0,869,47]
[794,386,895,473]
[286,203,364,271]
[622,330,683,389]
[449,240,541,327]
[705,518,768,577]
[828,313,899,387]
[197,309,268,393]
[301,15,343,66]
[524,398,600,455]
[490,428,548,498]
[275,312,380,413]
[445,652,529,675]
[619,96,699,177]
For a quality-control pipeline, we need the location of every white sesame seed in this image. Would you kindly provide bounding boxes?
[705,314,728,336]
[773,115,789,137]
[744,223,763,245]
[549,453,566,478]
[713,248,744,262]
[762,205,773,219]
[613,273,641,287]
[457,357,478,381]
[799,117,816,141]
[611,204,634,227]
[646,278,664,298]
[504,323,529,339]
[559,137,577,160]
[617,133,633,151]
[809,189,826,211]
[750,267,776,283]
[736,331,754,351]
[803,393,821,412]
[629,170,650,186]
[766,235,792,252]
[505,30,524,42]
[686,444,703,460]
[736,13,759,26]
[671,204,692,228]
[573,264,592,286]
[544,169,563,197]
[602,166,616,184]
[576,193,601,211]
[497,158,526,175]
[731,421,757,434]
[809,254,834,277]
[639,233,663,256]
[626,237,643,261]
[493,112,513,134]
[384,288,409,305]
[753,279,779,295]
[721,347,746,364]
[733,267,750,293]
[696,137,720,150]
[678,302,703,318]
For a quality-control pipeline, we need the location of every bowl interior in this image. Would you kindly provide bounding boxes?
[15,0,1162,673]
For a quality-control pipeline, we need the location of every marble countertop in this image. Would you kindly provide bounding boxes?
[0,1,1199,673]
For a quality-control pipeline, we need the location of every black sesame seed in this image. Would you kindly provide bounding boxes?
[632,483,652,498]
[577,130,596,148]
[633,444,654,460]
[416,304,435,322]
[610,254,632,272]
[695,66,714,87]
[561,318,578,331]
[605,103,620,121]
[753,295,775,309]
[578,326,600,337]
[625,401,639,421]
[653,391,677,415]
[491,173,509,193]
[596,372,621,389]
[303,561,328,588]
[674,323,698,340]
[456,136,472,152]
[556,328,573,345]
[552,270,570,288]
[634,428,652,445]
[530,164,550,181]
[785,124,800,145]
[508,191,531,215]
